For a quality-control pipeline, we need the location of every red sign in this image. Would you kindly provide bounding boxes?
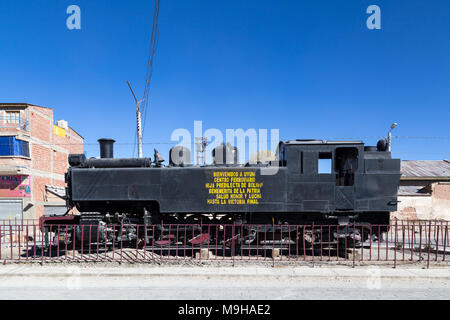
[0,175,31,197]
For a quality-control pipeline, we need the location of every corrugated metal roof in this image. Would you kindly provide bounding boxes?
[0,103,51,109]
[401,160,450,178]
[398,186,430,196]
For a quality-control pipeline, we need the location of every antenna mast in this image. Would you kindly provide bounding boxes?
[195,137,209,165]
[127,80,144,158]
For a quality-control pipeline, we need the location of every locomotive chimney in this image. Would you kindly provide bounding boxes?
[98,138,116,158]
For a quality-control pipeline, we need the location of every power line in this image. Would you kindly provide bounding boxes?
[394,136,450,140]
[140,0,160,151]
[4,134,450,146]
[3,135,450,148]
[131,0,160,157]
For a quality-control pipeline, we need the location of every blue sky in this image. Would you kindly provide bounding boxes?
[0,0,449,161]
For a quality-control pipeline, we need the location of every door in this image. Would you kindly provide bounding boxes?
[0,199,22,221]
[335,147,358,210]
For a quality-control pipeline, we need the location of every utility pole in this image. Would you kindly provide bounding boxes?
[195,137,208,165]
[127,80,144,158]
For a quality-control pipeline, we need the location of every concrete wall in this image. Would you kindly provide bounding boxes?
[393,182,450,221]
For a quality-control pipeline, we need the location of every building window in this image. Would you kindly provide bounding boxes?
[0,136,30,157]
[5,111,20,124]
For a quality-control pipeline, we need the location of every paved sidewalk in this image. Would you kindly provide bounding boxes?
[1,264,450,278]
[0,265,449,299]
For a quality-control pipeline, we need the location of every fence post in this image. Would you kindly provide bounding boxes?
[419,222,423,261]
[410,222,414,261]
[360,225,364,262]
[65,225,69,261]
[33,225,36,259]
[443,222,447,262]
[386,223,389,261]
[41,225,44,265]
[232,223,235,267]
[369,224,372,261]
[96,224,100,260]
[311,222,315,262]
[120,222,123,264]
[402,222,405,261]
[168,224,171,261]
[112,224,115,260]
[394,221,397,268]
[18,223,21,261]
[303,225,306,261]
[352,225,355,268]
[427,221,431,269]
[135,224,139,260]
[435,224,439,262]
[144,224,147,261]
[328,225,331,261]
[10,224,13,260]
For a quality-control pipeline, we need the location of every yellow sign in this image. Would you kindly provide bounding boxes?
[205,171,263,205]
[53,125,66,137]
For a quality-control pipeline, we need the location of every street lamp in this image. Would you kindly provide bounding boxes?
[388,122,398,152]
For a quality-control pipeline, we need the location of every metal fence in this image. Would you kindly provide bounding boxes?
[0,219,448,268]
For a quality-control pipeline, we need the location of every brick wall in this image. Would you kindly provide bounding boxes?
[32,106,53,118]
[394,182,450,221]
[53,150,68,175]
[32,175,51,202]
[432,183,450,201]
[30,112,51,142]
[0,104,84,219]
[31,144,51,172]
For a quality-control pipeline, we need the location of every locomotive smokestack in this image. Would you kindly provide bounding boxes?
[98,138,116,158]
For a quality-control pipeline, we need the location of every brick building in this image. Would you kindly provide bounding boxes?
[0,103,83,220]
[393,160,450,221]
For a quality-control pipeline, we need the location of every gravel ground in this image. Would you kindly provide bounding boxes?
[2,245,449,270]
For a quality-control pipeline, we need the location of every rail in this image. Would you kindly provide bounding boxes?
[0,220,448,268]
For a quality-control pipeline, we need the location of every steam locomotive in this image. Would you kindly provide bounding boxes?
[42,137,400,248]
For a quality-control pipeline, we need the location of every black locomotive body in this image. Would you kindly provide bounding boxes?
[65,138,400,227]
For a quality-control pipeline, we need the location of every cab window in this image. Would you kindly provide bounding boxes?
[318,152,332,174]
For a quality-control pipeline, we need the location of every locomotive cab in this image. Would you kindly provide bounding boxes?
[277,139,400,224]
